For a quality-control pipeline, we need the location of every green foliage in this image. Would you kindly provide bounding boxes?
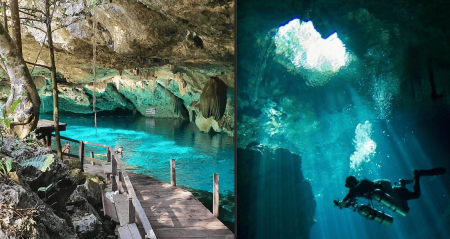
[25,131,42,147]
[0,97,24,146]
[20,154,54,172]
[0,157,13,178]
[10,98,21,115]
[38,184,53,193]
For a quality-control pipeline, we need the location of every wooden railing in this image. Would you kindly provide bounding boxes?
[169,159,220,217]
[53,134,222,228]
[51,134,157,239]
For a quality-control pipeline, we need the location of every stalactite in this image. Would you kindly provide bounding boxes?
[200,77,228,120]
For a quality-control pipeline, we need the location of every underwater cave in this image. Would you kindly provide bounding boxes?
[237,0,450,239]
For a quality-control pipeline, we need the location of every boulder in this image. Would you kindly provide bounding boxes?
[18,160,78,212]
[0,177,78,239]
[72,214,100,239]
[68,173,106,207]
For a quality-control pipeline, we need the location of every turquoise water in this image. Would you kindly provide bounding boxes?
[40,112,234,196]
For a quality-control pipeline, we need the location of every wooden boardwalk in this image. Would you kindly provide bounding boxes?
[84,163,234,239]
[129,172,234,239]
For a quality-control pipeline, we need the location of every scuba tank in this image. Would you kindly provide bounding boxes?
[372,189,409,217]
[357,205,393,227]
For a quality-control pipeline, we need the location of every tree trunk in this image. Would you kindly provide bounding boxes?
[9,0,21,55]
[2,2,7,30]
[0,23,40,138]
[45,0,61,159]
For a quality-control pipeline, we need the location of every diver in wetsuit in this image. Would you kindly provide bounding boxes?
[335,167,446,209]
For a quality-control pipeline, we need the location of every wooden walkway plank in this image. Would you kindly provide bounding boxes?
[127,223,141,238]
[128,172,234,239]
[83,157,234,239]
[113,193,130,226]
[118,224,133,239]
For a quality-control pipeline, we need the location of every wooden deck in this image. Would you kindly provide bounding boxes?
[36,119,67,132]
[36,119,67,146]
[129,172,234,239]
[84,163,234,239]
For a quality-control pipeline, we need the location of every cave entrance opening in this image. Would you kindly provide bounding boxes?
[273,18,349,73]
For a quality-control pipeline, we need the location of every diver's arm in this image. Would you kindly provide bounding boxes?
[336,191,355,209]
[342,191,355,203]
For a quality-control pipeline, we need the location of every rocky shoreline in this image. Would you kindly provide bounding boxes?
[0,136,115,239]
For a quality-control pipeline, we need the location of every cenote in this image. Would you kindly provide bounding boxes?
[237,1,450,239]
[39,111,235,227]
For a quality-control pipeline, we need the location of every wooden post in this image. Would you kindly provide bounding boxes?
[112,175,117,191]
[112,155,117,176]
[170,159,176,186]
[213,173,219,217]
[78,141,84,172]
[107,147,111,162]
[119,171,123,182]
[90,151,95,165]
[129,196,135,224]
[118,171,123,194]
[46,132,52,147]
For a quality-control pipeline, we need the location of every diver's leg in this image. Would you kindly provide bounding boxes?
[414,167,446,177]
[409,174,421,199]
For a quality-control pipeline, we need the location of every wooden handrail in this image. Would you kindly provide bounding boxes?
[51,134,79,143]
[49,134,157,238]
[84,141,110,148]
[109,147,157,239]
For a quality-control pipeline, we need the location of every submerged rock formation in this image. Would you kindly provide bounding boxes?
[237,145,316,239]
[0,0,234,135]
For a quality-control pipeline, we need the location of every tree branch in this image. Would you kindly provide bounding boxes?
[19,7,45,15]
[25,61,51,70]
[26,25,46,33]
[19,17,41,22]
[18,10,41,19]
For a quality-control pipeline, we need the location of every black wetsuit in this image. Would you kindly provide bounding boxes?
[394,179,420,201]
[343,178,421,206]
[343,179,375,203]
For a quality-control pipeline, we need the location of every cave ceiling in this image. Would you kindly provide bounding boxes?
[18,0,234,86]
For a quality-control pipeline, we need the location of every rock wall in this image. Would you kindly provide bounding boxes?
[237,145,316,239]
[0,137,115,239]
[0,0,234,135]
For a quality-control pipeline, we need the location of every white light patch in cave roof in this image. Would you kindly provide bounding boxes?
[274,19,349,73]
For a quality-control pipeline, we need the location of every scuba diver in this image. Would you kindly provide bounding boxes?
[333,167,446,226]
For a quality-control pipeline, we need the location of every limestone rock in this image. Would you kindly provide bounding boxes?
[0,0,235,134]
[68,175,105,207]
[237,147,316,238]
[195,114,222,134]
[72,214,100,239]
[0,176,78,239]
[18,159,78,212]
[70,169,86,185]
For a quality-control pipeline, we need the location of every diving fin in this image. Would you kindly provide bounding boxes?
[414,167,446,177]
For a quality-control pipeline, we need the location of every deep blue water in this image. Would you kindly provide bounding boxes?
[237,13,450,239]
[39,112,234,196]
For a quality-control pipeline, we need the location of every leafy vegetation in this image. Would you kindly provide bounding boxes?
[19,154,54,172]
[0,157,13,178]
[0,96,22,147]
